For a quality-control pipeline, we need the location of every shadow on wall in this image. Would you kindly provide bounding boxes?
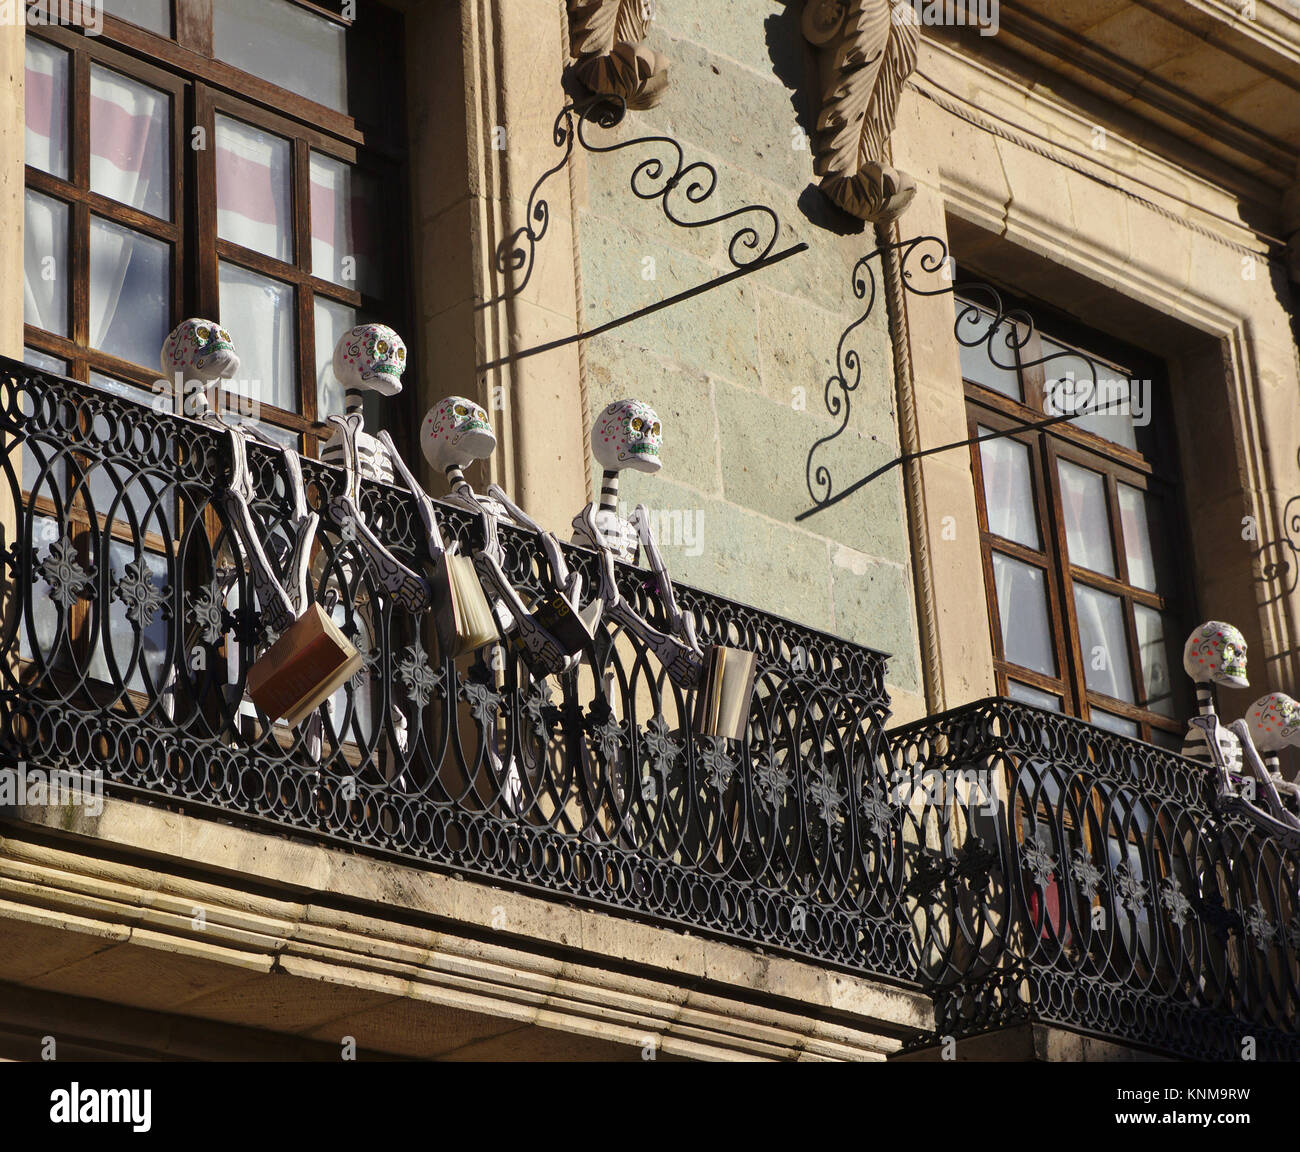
[765,0,869,238]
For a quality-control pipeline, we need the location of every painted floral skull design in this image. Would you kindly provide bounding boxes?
[333,324,407,396]
[161,318,240,383]
[592,399,662,474]
[421,396,497,473]
[1246,692,1300,753]
[1182,620,1249,689]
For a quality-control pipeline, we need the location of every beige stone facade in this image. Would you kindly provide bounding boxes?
[0,0,1296,1062]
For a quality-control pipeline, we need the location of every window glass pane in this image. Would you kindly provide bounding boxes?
[219,262,297,415]
[311,153,384,295]
[1057,458,1115,577]
[89,216,170,369]
[24,348,66,376]
[90,65,171,220]
[1006,681,1061,712]
[25,37,68,178]
[1134,605,1176,718]
[956,299,1020,400]
[1148,728,1184,753]
[102,0,171,36]
[90,543,169,693]
[89,370,155,407]
[314,297,357,420]
[1041,337,1136,449]
[216,115,294,264]
[1117,483,1160,593]
[1090,709,1139,738]
[1074,583,1134,703]
[21,515,62,664]
[978,430,1039,549]
[992,553,1057,677]
[25,190,69,337]
[214,0,348,113]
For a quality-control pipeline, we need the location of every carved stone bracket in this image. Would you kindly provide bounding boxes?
[568,0,669,110]
[802,0,919,224]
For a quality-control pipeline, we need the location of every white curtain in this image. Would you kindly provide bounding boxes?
[216,116,292,262]
[25,36,67,177]
[87,67,170,365]
[24,192,66,336]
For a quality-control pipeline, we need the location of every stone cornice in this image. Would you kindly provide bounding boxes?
[0,800,932,1061]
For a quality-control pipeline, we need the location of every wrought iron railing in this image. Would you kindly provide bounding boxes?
[890,699,1300,1059]
[3,363,1296,1058]
[0,360,913,983]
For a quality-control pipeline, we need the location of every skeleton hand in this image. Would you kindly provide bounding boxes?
[378,430,447,563]
[633,503,700,655]
[488,483,584,606]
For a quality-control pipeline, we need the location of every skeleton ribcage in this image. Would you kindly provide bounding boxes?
[321,426,395,485]
[1182,723,1244,775]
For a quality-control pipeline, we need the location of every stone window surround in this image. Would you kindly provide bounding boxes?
[888,36,1300,721]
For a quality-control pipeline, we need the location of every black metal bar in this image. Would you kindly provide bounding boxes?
[477,243,808,372]
[797,393,1135,522]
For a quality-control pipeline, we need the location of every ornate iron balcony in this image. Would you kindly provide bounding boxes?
[891,699,1300,1060]
[2,362,1296,1059]
[0,361,909,982]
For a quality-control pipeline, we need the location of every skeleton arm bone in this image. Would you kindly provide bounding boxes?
[240,422,317,617]
[581,506,704,691]
[486,483,584,604]
[634,503,700,655]
[325,414,430,613]
[216,422,298,635]
[1228,720,1300,829]
[377,430,447,562]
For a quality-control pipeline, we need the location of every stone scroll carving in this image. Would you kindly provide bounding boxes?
[802,0,919,224]
[568,0,669,110]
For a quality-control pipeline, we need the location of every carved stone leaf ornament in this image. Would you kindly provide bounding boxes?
[802,0,919,223]
[568,0,669,110]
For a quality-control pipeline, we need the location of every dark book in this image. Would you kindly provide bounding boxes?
[531,591,593,656]
[247,603,364,726]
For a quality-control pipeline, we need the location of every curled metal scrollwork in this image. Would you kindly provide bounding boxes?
[805,234,1132,514]
[489,97,781,304]
[1252,446,1300,605]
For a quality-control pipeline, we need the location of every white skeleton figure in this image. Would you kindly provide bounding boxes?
[1244,693,1300,821]
[570,399,704,691]
[1182,621,1249,775]
[159,319,321,718]
[420,396,590,678]
[319,325,430,613]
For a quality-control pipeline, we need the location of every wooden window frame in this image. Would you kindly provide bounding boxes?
[962,294,1194,748]
[24,2,411,456]
[23,25,188,392]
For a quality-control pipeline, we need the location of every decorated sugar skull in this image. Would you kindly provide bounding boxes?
[332,324,407,396]
[1245,692,1300,753]
[1183,621,1250,689]
[161,318,239,384]
[593,399,662,474]
[421,396,496,473]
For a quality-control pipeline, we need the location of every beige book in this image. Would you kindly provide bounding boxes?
[692,645,758,742]
[247,603,364,726]
[433,551,498,659]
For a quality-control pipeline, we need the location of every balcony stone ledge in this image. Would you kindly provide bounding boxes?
[0,797,934,1062]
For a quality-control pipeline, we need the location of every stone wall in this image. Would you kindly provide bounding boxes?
[572,1,926,714]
